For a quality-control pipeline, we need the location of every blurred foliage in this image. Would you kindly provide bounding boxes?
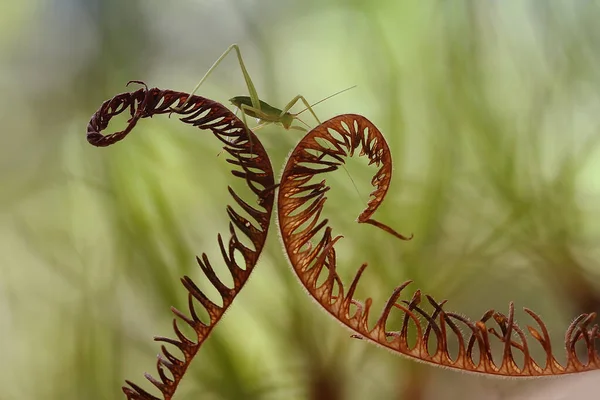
[1,0,600,399]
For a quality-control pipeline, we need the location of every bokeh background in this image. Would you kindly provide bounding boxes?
[2,1,600,399]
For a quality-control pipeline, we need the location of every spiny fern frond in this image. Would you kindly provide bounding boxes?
[277,114,600,377]
[87,81,275,399]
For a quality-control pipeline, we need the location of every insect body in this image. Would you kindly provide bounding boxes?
[229,96,300,131]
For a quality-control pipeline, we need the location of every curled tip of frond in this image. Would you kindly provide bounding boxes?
[88,85,275,399]
[126,80,149,91]
[277,114,600,377]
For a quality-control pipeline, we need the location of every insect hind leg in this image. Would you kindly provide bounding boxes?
[280,95,322,126]
[172,44,262,113]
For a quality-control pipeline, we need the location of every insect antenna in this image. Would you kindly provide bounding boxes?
[295,85,358,116]
[297,86,365,207]
[341,163,365,208]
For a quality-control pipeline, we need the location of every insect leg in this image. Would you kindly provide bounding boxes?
[288,125,308,132]
[251,122,270,132]
[238,104,258,157]
[280,95,322,125]
[173,44,262,112]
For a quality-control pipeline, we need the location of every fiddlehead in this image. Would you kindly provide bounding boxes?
[277,113,600,377]
[87,82,275,399]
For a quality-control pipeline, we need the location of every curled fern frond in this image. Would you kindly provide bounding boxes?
[87,81,275,399]
[277,114,600,377]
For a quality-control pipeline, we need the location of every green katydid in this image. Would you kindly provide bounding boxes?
[173,44,355,133]
[174,44,363,202]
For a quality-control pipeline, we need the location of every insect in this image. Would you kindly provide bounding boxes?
[173,44,363,205]
[172,44,355,133]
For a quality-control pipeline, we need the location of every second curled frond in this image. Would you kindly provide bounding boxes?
[277,114,600,377]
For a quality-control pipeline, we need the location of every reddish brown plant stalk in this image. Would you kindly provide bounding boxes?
[87,82,275,399]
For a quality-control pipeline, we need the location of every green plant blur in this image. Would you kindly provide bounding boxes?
[1,1,599,399]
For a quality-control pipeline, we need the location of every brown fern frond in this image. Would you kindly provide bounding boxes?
[87,81,275,399]
[277,114,600,377]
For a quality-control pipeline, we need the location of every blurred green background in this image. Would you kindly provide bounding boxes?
[2,1,600,399]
